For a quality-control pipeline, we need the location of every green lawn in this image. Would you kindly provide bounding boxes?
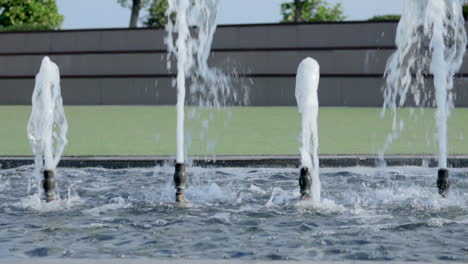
[1,106,467,156]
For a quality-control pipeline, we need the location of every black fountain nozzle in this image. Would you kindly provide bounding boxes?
[42,169,56,202]
[174,163,187,203]
[437,168,450,198]
[299,167,312,200]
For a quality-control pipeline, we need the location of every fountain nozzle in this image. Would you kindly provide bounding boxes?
[299,167,312,200]
[42,169,56,202]
[437,168,450,198]
[174,163,187,203]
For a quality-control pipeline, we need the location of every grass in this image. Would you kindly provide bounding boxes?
[0,106,467,156]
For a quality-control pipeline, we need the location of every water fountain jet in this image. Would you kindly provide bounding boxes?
[382,0,466,197]
[165,0,231,203]
[165,0,190,203]
[27,57,68,202]
[295,58,321,202]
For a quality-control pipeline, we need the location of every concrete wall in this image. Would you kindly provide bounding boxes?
[0,22,467,106]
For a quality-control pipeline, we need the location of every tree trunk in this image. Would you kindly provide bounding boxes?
[294,0,302,23]
[129,0,142,28]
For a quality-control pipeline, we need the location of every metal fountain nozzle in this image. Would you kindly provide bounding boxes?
[437,168,450,198]
[174,163,187,203]
[42,169,56,202]
[299,167,312,200]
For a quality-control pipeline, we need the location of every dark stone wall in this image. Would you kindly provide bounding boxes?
[0,22,467,106]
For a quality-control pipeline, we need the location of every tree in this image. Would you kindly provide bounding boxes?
[294,0,302,23]
[144,0,170,28]
[118,0,150,28]
[369,15,401,21]
[0,0,63,30]
[281,0,345,23]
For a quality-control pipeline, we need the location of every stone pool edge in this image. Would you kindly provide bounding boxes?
[1,155,468,169]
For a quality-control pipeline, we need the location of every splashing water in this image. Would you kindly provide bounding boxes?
[165,0,248,163]
[27,57,68,173]
[295,58,321,203]
[382,0,467,168]
[3,166,467,260]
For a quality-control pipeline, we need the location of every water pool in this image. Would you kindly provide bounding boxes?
[0,165,467,261]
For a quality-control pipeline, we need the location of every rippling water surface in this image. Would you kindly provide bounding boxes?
[0,165,467,261]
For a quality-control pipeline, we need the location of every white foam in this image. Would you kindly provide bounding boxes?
[294,198,345,215]
[265,187,297,207]
[427,217,452,227]
[84,197,131,217]
[17,191,82,212]
[249,184,268,195]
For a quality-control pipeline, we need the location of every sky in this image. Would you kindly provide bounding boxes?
[56,0,404,29]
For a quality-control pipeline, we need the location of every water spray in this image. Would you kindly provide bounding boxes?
[381,0,466,198]
[28,57,68,203]
[165,0,226,203]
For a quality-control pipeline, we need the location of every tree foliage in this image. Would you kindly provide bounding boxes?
[369,15,401,21]
[144,0,170,28]
[0,0,63,30]
[281,0,345,23]
[0,23,52,31]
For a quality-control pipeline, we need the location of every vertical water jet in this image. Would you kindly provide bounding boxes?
[382,0,466,197]
[295,58,321,202]
[27,57,68,202]
[166,0,190,203]
[166,0,236,203]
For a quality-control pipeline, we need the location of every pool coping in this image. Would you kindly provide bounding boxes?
[1,155,468,169]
